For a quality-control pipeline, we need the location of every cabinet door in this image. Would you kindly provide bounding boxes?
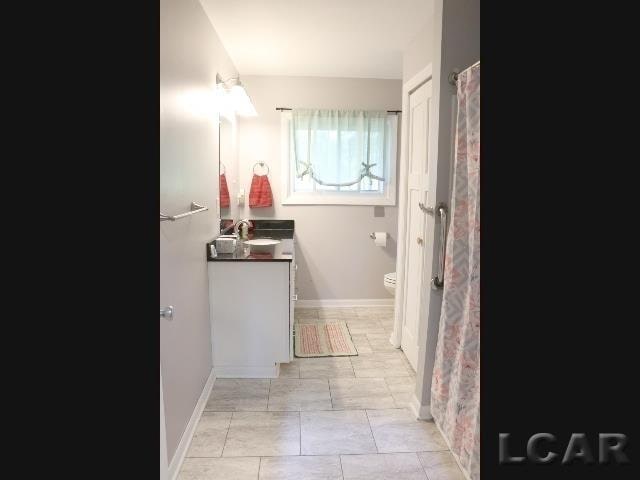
[289,262,296,360]
[210,261,290,366]
[288,239,297,361]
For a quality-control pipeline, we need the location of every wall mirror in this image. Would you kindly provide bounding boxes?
[219,115,233,229]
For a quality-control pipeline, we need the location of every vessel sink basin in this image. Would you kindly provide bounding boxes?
[244,238,281,246]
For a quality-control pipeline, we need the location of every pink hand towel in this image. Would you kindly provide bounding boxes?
[219,173,230,208]
[249,174,273,208]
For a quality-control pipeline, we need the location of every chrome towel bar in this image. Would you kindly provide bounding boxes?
[160,202,208,222]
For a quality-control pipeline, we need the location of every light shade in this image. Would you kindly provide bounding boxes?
[214,84,235,121]
[215,78,257,118]
[228,84,257,117]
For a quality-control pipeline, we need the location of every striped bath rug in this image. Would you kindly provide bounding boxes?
[294,321,358,357]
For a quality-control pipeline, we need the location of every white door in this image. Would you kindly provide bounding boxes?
[401,79,432,370]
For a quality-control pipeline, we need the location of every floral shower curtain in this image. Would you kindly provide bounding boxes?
[430,63,480,480]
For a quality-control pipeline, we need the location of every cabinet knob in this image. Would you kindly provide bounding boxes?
[417,237,424,245]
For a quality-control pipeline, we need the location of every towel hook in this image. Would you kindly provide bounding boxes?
[220,163,226,175]
[252,161,270,176]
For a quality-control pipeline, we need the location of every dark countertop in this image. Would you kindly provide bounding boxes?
[220,219,294,235]
[207,222,295,262]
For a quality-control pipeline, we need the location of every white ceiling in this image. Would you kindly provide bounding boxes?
[200,0,433,79]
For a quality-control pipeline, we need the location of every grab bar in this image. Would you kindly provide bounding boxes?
[431,203,448,289]
[160,202,208,222]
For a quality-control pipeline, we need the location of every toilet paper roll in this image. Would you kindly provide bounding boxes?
[373,232,387,247]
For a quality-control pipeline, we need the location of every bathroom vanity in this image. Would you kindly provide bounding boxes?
[206,220,296,378]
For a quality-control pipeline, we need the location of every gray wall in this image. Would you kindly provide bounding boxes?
[414,0,480,413]
[160,0,237,461]
[402,14,435,82]
[226,75,402,300]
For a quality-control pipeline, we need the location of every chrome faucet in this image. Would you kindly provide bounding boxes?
[233,219,251,238]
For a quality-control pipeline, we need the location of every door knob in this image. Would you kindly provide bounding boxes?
[160,306,174,320]
[417,237,424,245]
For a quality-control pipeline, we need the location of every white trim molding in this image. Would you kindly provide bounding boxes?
[214,364,279,378]
[168,368,216,480]
[295,298,394,309]
[409,393,433,421]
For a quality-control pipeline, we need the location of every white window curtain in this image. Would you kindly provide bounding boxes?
[291,109,390,187]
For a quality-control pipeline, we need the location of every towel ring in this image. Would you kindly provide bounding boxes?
[252,162,269,176]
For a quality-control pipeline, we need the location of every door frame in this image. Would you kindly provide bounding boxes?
[391,63,433,350]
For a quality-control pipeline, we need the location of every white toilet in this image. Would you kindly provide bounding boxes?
[384,272,396,296]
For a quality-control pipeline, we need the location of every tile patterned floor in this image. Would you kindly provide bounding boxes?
[179,306,465,480]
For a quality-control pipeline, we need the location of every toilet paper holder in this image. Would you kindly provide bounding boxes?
[369,232,388,246]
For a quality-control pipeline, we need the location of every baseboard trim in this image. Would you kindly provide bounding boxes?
[168,368,216,480]
[409,394,433,420]
[214,364,279,378]
[296,298,394,308]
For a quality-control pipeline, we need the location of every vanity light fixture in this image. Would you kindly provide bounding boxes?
[215,75,258,117]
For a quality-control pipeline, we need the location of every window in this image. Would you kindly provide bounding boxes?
[281,109,398,205]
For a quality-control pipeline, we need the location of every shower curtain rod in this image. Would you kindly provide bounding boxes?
[449,60,481,85]
[276,107,401,114]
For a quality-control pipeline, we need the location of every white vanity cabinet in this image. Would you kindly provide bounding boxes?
[208,238,296,378]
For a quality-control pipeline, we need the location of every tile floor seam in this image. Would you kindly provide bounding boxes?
[298,411,301,455]
[364,409,380,454]
[257,456,262,480]
[412,452,429,480]
[338,454,345,480]
[327,377,335,408]
[220,412,233,457]
[419,453,433,480]
[266,378,272,411]
[202,451,447,458]
[207,407,392,413]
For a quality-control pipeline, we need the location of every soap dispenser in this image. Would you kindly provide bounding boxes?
[241,222,249,240]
